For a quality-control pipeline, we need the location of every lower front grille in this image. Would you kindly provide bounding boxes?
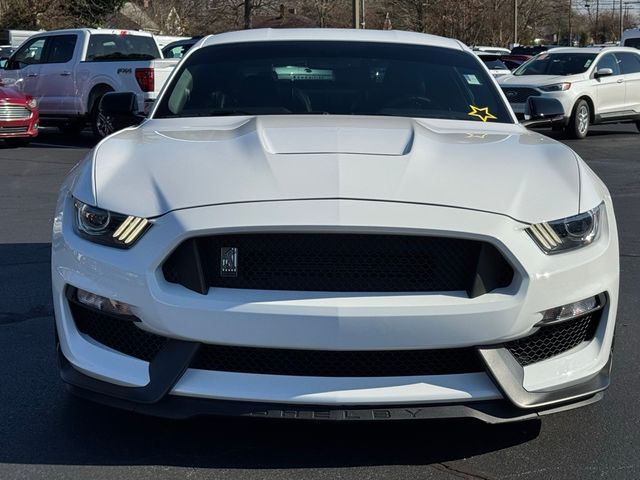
[505,311,601,366]
[191,344,484,377]
[70,302,168,361]
[0,126,28,133]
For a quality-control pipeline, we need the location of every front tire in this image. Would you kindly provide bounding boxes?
[566,100,590,139]
[91,101,116,139]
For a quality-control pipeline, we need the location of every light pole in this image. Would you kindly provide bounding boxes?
[619,0,623,41]
[353,0,360,29]
[514,0,518,45]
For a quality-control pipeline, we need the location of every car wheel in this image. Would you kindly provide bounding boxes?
[91,98,115,139]
[4,137,30,148]
[567,100,590,139]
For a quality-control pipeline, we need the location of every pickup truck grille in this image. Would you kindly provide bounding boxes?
[0,105,31,120]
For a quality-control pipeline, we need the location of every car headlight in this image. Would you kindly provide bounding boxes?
[539,82,571,92]
[26,96,37,109]
[73,199,150,248]
[526,202,604,254]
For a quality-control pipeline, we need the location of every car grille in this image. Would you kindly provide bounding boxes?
[0,126,28,133]
[69,301,484,376]
[505,311,601,367]
[70,301,168,362]
[163,233,514,297]
[191,344,484,377]
[501,87,541,104]
[0,105,31,120]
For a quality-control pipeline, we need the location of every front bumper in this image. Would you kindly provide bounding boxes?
[52,197,619,422]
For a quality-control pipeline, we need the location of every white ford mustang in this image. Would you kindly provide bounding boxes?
[52,29,619,423]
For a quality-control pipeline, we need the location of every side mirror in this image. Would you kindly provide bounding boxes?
[521,97,565,127]
[595,67,613,78]
[99,92,145,131]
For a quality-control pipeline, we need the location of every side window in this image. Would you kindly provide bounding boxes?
[617,52,640,74]
[596,53,621,75]
[45,35,77,64]
[8,37,47,69]
[164,45,186,59]
[624,38,640,49]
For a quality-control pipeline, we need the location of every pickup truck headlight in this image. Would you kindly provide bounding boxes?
[73,199,150,248]
[539,82,571,92]
[526,203,604,254]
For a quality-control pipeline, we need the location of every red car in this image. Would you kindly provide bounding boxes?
[0,86,38,147]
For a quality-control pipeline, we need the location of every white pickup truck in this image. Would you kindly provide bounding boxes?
[0,28,178,137]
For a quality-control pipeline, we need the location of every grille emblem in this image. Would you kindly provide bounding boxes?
[220,247,238,277]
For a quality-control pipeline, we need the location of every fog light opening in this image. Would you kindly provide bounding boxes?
[537,294,605,326]
[76,289,133,316]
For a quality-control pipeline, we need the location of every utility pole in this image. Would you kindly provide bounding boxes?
[513,0,518,45]
[361,0,366,29]
[619,0,623,41]
[353,0,360,29]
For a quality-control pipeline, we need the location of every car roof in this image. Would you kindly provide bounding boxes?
[199,28,466,51]
[31,28,154,37]
[538,46,639,54]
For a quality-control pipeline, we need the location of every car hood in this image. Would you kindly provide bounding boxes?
[498,73,586,87]
[79,115,581,223]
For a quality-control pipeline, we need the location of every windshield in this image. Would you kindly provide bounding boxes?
[513,52,597,76]
[86,34,160,61]
[480,58,509,70]
[154,41,513,123]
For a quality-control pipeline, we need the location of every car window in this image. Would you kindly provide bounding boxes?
[514,52,596,76]
[596,53,621,75]
[617,52,640,74]
[9,37,47,69]
[163,44,189,59]
[85,34,160,61]
[623,38,640,49]
[480,58,509,70]
[46,35,77,64]
[155,41,513,124]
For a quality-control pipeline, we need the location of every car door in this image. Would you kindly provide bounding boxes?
[592,52,625,116]
[616,51,640,114]
[1,36,48,97]
[37,34,79,115]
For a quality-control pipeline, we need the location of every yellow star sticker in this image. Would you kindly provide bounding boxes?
[468,105,497,122]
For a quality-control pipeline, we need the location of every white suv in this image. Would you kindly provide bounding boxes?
[498,47,640,138]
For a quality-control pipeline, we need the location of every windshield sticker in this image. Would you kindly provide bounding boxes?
[584,59,593,68]
[468,105,497,122]
[464,74,481,85]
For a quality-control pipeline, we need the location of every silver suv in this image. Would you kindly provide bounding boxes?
[498,47,640,138]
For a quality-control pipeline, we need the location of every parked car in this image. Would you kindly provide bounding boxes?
[0,29,40,49]
[161,37,202,59]
[510,45,560,56]
[622,27,640,49]
[476,53,512,77]
[53,29,618,423]
[0,29,179,138]
[499,54,532,70]
[498,46,640,138]
[472,46,511,55]
[0,86,38,146]
[154,35,189,51]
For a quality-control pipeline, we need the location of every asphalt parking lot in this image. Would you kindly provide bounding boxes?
[0,124,638,479]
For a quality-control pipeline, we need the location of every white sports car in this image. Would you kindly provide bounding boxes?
[52,29,619,423]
